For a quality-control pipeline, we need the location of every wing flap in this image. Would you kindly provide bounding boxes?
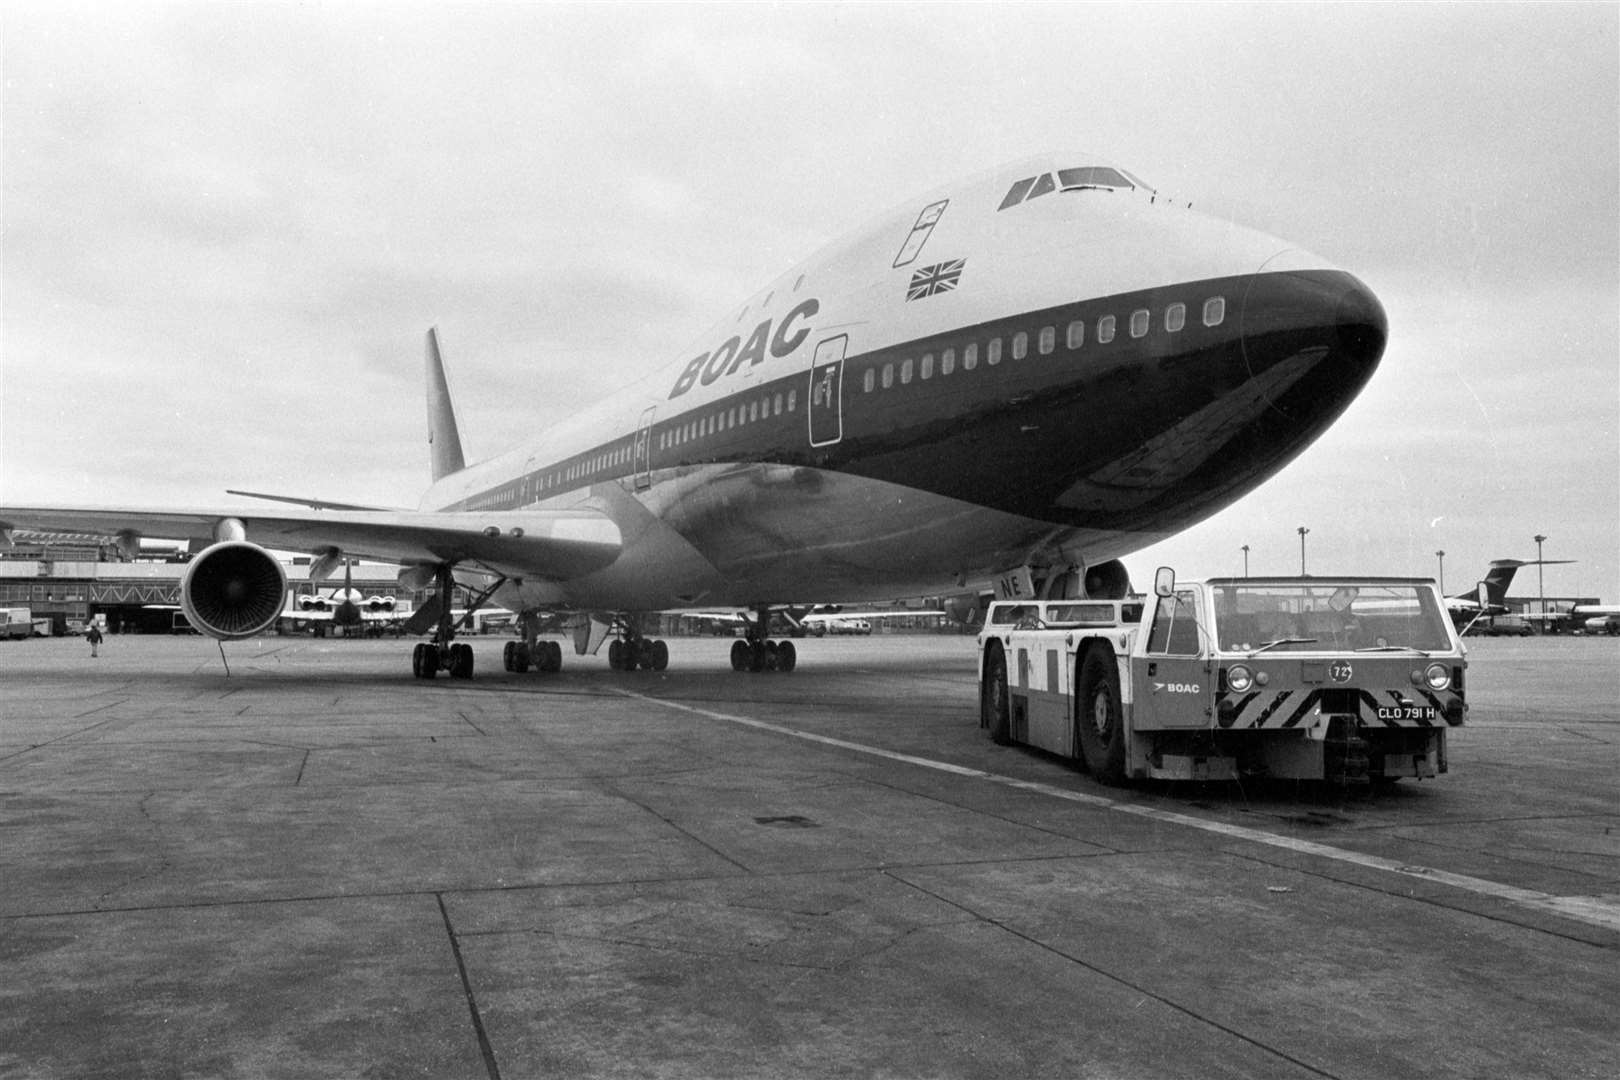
[0,505,622,580]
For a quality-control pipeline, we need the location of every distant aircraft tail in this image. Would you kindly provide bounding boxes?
[425,327,467,481]
[1455,558,1574,610]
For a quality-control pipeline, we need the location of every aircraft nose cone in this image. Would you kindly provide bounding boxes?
[1334,274,1388,362]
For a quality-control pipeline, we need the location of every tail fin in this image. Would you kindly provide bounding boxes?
[1461,558,1574,609]
[425,327,466,481]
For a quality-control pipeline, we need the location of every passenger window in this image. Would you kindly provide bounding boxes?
[942,348,956,375]
[1012,332,1028,360]
[1165,303,1186,332]
[1097,315,1116,344]
[1066,320,1084,349]
[882,363,894,389]
[901,358,913,384]
[774,393,784,415]
[987,338,1002,365]
[1130,309,1150,338]
[864,368,875,393]
[748,401,759,422]
[963,343,978,370]
[1039,326,1055,355]
[1203,296,1226,327]
[920,353,933,380]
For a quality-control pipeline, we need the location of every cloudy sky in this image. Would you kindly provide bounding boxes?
[3,2,1617,603]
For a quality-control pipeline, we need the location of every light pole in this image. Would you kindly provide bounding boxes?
[1297,526,1309,576]
[1534,534,1547,623]
[1241,544,1250,578]
[1436,550,1445,594]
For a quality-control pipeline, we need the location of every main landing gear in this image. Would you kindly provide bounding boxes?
[411,564,503,681]
[729,607,796,673]
[607,616,669,672]
[503,639,563,673]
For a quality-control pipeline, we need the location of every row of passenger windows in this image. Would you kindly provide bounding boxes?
[862,296,1225,393]
[484,294,1226,504]
[658,389,800,452]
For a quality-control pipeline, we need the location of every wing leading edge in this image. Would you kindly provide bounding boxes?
[0,505,621,580]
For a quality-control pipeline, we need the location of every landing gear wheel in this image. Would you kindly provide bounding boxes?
[512,642,531,673]
[1075,646,1127,785]
[413,641,439,679]
[449,642,474,679]
[651,639,669,671]
[730,639,748,672]
[544,641,563,672]
[748,640,768,673]
[608,639,625,671]
[503,641,517,672]
[983,643,1010,744]
[776,640,796,673]
[635,638,654,671]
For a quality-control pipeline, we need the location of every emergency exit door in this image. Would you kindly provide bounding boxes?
[808,335,846,448]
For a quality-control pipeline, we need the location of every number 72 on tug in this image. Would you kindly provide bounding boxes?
[979,569,1468,787]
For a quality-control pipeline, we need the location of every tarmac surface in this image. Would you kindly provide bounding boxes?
[2,632,1617,1079]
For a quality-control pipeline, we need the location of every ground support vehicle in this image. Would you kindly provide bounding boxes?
[1,607,33,640]
[978,571,1467,786]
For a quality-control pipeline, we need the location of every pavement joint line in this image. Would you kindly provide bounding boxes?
[436,893,502,1080]
[612,687,1620,935]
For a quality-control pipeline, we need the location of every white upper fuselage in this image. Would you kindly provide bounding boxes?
[416,154,1387,612]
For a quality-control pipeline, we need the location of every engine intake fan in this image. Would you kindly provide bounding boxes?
[181,541,288,640]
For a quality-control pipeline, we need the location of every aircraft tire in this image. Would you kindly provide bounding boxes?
[450,642,474,679]
[749,640,768,673]
[635,638,654,670]
[730,640,748,672]
[608,639,624,670]
[513,642,531,673]
[503,641,516,671]
[545,641,563,672]
[651,639,669,671]
[983,643,1011,744]
[415,642,439,680]
[1075,645,1127,785]
[777,640,797,673]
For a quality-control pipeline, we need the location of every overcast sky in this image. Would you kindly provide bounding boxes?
[3,2,1617,603]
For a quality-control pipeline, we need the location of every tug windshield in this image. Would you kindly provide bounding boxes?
[1210,582,1453,654]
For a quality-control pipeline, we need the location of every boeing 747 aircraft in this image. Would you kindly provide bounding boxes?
[1,154,1388,679]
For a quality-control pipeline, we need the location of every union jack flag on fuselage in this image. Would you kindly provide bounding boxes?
[907,258,966,301]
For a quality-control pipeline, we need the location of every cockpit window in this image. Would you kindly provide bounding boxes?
[999,166,1147,211]
[1057,166,1134,191]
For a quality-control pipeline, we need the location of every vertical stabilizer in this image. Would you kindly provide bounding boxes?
[425,327,467,481]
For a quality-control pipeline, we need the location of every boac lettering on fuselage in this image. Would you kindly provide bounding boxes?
[668,297,820,400]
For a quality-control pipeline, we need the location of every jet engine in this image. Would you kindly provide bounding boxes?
[1082,559,1133,600]
[366,595,396,612]
[180,541,288,640]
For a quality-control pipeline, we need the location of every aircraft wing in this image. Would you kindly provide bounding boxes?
[0,505,622,580]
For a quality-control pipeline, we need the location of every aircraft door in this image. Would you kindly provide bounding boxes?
[808,334,846,448]
[633,406,655,491]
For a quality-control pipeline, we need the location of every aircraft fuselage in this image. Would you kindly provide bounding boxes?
[423,155,1387,611]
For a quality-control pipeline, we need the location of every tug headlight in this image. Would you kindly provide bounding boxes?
[1227,664,1255,693]
[1423,662,1451,691]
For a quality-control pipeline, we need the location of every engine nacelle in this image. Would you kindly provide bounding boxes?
[181,541,288,640]
[366,595,396,612]
[1082,559,1133,600]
